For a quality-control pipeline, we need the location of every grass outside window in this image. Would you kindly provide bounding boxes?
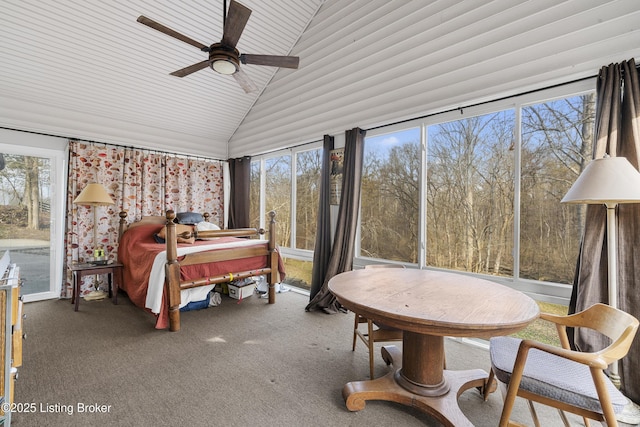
[512,301,567,347]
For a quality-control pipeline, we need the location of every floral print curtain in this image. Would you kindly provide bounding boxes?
[64,141,224,298]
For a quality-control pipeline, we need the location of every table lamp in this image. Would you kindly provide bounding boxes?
[561,155,640,385]
[73,183,115,300]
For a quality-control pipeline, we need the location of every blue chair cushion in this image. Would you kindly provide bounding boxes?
[490,336,627,415]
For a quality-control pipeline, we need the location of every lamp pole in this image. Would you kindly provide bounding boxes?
[605,202,620,385]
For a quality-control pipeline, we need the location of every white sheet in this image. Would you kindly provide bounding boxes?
[144,239,266,314]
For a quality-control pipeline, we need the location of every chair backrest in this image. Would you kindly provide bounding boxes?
[553,303,639,364]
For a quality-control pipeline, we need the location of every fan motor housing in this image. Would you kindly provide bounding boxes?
[209,43,240,74]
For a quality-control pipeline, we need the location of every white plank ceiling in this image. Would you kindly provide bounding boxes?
[0,0,323,158]
[1,0,640,159]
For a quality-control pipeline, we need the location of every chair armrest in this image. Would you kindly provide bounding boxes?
[517,339,609,369]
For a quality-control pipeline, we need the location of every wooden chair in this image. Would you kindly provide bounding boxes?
[487,303,639,427]
[353,264,405,378]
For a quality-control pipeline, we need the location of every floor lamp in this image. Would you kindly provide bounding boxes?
[561,155,640,386]
[73,183,115,300]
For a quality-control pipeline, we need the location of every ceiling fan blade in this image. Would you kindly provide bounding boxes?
[170,60,210,77]
[221,0,252,48]
[137,16,208,51]
[233,68,258,93]
[240,54,299,69]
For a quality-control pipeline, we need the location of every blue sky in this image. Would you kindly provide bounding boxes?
[365,128,420,156]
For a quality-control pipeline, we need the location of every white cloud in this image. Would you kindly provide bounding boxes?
[380,136,400,145]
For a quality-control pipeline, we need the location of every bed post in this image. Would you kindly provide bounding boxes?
[165,210,181,331]
[118,211,128,240]
[267,210,277,304]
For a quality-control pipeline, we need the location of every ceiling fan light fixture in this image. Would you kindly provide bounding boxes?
[211,57,238,75]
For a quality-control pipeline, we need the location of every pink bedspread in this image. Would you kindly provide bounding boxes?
[118,223,285,329]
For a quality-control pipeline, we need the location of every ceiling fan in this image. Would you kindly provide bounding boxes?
[137,0,299,93]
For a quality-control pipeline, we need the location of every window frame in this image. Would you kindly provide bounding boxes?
[0,132,67,302]
[355,79,596,306]
[250,78,596,305]
[251,141,323,262]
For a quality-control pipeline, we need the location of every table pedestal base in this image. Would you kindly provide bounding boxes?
[343,345,488,427]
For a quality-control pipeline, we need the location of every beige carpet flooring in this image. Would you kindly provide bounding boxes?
[12,290,598,426]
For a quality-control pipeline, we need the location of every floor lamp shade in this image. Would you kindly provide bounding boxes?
[561,156,640,204]
[73,183,115,253]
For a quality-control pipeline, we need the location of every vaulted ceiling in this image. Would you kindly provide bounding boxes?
[1,1,640,159]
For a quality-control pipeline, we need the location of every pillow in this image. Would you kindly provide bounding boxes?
[196,221,220,231]
[175,212,204,225]
[155,224,195,244]
[125,216,166,232]
[195,221,221,240]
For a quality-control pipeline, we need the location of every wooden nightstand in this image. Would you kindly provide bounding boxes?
[69,263,123,311]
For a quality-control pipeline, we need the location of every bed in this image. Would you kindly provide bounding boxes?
[117,210,284,331]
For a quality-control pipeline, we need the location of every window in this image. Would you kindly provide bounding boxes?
[251,144,322,291]
[356,81,595,306]
[295,148,321,251]
[264,155,291,248]
[249,81,595,307]
[361,128,420,262]
[426,110,515,275]
[0,133,66,302]
[519,94,595,284]
[0,154,53,295]
[425,95,595,287]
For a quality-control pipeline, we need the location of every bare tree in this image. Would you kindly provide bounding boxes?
[264,155,292,247]
[295,149,321,250]
[520,94,595,282]
[361,139,420,263]
[427,112,514,274]
[25,156,40,229]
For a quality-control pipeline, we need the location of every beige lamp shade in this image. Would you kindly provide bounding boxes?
[561,156,640,204]
[73,183,115,206]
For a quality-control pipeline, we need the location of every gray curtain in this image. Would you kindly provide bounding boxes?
[308,135,334,301]
[570,59,640,403]
[306,128,365,313]
[228,156,251,229]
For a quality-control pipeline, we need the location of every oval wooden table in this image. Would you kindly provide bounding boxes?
[328,268,539,427]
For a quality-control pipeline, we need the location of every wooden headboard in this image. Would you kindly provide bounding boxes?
[118,212,165,240]
[117,212,212,240]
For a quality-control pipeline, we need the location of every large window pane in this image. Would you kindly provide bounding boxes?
[0,154,51,295]
[520,94,595,283]
[361,129,420,262]
[265,155,291,247]
[295,148,321,250]
[427,111,515,275]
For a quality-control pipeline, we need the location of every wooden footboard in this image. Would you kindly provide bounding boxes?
[164,210,278,332]
[118,210,279,332]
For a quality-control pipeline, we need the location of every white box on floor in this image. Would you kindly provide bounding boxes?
[228,281,256,300]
